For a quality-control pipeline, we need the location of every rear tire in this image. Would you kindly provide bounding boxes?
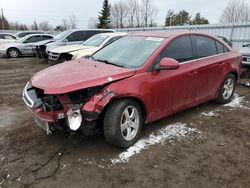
[215,73,236,104]
[104,99,142,149]
[7,48,20,58]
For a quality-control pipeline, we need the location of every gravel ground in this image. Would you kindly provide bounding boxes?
[0,57,250,188]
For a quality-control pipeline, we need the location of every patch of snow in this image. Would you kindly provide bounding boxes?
[201,111,218,117]
[224,94,245,108]
[111,123,201,165]
[0,154,4,161]
[61,164,67,170]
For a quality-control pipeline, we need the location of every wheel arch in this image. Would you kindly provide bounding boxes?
[101,96,148,124]
[7,47,22,55]
[229,71,238,82]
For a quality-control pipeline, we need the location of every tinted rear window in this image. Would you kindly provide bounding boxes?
[193,35,217,58]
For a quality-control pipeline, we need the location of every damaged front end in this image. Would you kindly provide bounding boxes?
[23,82,117,135]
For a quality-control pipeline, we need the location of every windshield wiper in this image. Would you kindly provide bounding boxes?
[94,58,125,68]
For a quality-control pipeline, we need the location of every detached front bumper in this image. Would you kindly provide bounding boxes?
[22,82,103,134]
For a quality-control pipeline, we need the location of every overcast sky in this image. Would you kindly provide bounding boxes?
[0,0,232,28]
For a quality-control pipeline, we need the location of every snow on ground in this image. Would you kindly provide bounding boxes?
[0,107,16,128]
[224,94,249,109]
[111,123,201,165]
[201,111,218,117]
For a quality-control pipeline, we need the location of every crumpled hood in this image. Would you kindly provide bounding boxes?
[49,44,91,53]
[30,59,136,94]
[70,47,100,59]
[239,47,250,56]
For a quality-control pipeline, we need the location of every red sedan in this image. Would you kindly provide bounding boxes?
[23,32,242,148]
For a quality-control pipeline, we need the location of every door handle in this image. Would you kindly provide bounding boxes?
[188,70,198,76]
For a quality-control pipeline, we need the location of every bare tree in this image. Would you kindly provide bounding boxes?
[31,20,38,30]
[62,19,69,30]
[38,21,52,31]
[141,0,158,27]
[88,17,98,29]
[220,0,250,23]
[111,1,128,28]
[127,0,139,27]
[68,14,78,29]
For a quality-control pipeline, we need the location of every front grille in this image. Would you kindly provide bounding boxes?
[243,56,250,62]
[48,51,60,61]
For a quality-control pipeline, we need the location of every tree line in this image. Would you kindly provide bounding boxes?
[0,14,78,31]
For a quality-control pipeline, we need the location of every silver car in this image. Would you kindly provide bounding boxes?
[0,34,53,58]
[239,43,250,69]
[33,29,115,59]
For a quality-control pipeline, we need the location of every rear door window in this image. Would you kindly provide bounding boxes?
[84,31,98,40]
[67,31,86,42]
[156,35,194,63]
[193,35,217,58]
[40,35,53,40]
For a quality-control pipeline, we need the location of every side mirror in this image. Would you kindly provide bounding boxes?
[63,38,68,43]
[155,58,180,71]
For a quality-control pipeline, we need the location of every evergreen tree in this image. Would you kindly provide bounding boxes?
[192,13,209,25]
[97,0,111,28]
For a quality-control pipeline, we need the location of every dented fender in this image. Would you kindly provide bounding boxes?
[82,89,119,120]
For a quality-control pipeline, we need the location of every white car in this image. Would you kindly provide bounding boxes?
[239,43,250,68]
[47,32,127,65]
[0,34,53,58]
[0,33,18,44]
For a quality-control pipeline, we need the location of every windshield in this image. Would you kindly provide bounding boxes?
[92,36,165,69]
[54,30,72,40]
[82,34,108,47]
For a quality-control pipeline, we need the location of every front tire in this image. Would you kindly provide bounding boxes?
[104,99,142,149]
[215,73,236,104]
[7,48,20,58]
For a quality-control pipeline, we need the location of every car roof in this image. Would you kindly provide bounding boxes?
[96,32,127,37]
[68,29,116,32]
[0,33,15,36]
[129,31,217,39]
[20,33,54,40]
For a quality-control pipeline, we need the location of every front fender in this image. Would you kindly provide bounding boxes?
[81,89,119,120]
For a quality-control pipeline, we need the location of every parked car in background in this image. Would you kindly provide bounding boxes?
[47,32,127,65]
[23,32,242,148]
[33,29,115,59]
[239,43,250,69]
[0,33,18,44]
[217,36,233,47]
[0,34,53,58]
[14,31,44,38]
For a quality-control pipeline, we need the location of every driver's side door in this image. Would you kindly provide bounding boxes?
[149,35,198,120]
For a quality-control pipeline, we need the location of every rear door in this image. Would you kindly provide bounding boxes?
[191,35,229,101]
